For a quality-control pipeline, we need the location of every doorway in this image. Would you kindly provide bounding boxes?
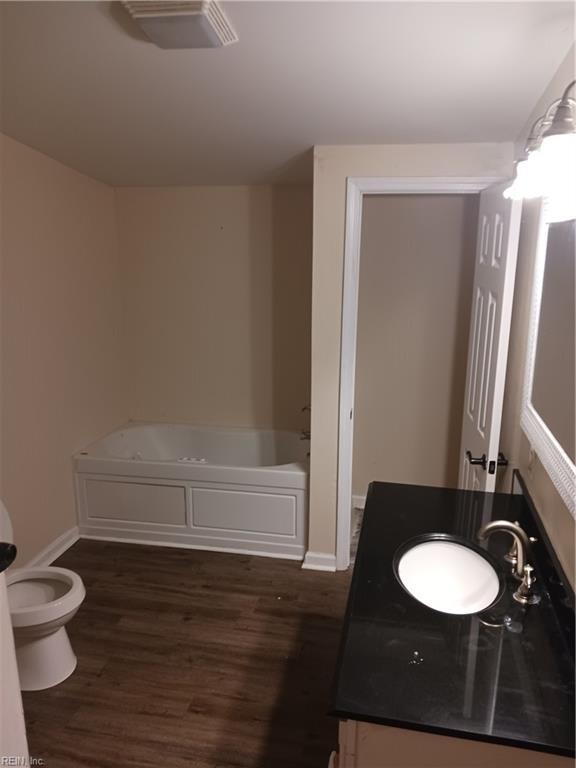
[352,193,479,498]
[336,177,503,570]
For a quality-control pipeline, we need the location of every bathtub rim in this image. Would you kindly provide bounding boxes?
[74,454,309,490]
[75,420,309,472]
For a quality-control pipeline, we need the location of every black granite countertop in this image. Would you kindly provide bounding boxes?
[331,480,575,757]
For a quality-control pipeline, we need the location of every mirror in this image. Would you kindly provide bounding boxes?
[521,207,576,515]
[531,219,575,461]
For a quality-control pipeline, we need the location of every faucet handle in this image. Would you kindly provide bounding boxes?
[513,564,540,605]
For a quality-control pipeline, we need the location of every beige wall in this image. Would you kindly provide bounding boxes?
[310,143,514,560]
[498,49,576,587]
[0,160,311,564]
[352,194,478,496]
[116,185,312,431]
[0,135,127,565]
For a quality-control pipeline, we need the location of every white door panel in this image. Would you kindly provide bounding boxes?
[459,183,522,491]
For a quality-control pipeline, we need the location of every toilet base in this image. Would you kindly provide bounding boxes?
[15,626,77,691]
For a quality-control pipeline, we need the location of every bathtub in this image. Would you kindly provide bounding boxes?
[74,423,308,559]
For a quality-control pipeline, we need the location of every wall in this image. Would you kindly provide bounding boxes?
[116,185,312,431]
[0,135,127,565]
[0,160,311,564]
[352,194,478,496]
[309,143,514,563]
[498,47,575,586]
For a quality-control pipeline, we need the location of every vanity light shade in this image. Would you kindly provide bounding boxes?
[503,154,546,200]
[539,133,576,221]
[543,101,575,138]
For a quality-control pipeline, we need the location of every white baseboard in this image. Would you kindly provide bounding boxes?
[24,526,80,568]
[80,531,304,561]
[352,494,366,510]
[301,550,337,572]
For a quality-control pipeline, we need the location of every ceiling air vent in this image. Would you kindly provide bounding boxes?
[122,1,238,49]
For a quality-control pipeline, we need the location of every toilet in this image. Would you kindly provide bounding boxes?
[1,500,86,691]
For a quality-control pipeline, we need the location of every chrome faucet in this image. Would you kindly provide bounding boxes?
[477,520,530,579]
[477,520,540,605]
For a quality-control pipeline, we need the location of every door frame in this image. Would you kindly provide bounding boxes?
[336,176,504,570]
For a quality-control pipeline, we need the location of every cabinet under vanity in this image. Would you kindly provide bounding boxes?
[330,479,574,767]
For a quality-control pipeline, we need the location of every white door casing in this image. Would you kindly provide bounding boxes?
[459,182,522,492]
[336,177,504,571]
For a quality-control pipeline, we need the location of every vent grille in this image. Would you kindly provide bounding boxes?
[122,1,238,48]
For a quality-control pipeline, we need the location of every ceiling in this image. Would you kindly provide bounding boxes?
[1,1,574,186]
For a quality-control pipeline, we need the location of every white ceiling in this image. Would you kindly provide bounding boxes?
[1,1,574,186]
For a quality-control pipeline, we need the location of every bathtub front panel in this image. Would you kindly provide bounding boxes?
[75,467,307,559]
[192,488,297,536]
[84,478,187,526]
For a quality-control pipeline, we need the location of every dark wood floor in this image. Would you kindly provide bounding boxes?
[23,541,351,768]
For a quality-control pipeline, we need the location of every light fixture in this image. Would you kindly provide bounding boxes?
[504,80,576,221]
[503,153,545,201]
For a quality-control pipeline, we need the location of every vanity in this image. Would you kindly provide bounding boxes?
[330,479,575,767]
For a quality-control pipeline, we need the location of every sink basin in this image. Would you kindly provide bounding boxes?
[395,535,502,615]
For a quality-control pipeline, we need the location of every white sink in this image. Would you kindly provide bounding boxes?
[396,538,501,615]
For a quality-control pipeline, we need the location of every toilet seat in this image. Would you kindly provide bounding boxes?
[7,567,86,628]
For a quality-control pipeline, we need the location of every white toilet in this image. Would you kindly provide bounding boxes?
[1,501,86,691]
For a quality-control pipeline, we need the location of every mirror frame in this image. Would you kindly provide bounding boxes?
[521,200,576,516]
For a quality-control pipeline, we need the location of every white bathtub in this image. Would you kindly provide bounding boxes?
[74,423,308,559]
